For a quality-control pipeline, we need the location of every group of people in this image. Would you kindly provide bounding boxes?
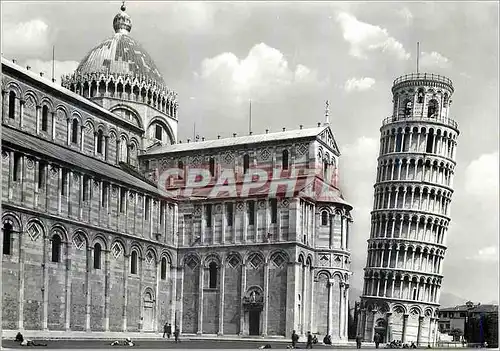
[385,340,419,349]
[354,334,422,349]
[162,323,180,342]
[289,330,325,349]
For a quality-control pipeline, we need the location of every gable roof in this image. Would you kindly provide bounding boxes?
[145,126,332,155]
[439,304,498,314]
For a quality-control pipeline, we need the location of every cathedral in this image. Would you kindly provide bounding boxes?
[1,4,353,339]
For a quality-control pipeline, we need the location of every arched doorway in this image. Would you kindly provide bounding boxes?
[243,287,264,336]
[375,318,388,343]
[143,290,155,332]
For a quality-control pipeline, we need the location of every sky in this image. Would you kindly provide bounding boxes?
[2,1,499,305]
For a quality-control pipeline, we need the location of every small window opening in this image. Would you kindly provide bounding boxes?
[209,262,218,288]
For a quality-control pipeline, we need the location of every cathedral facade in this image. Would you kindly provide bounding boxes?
[1,5,353,339]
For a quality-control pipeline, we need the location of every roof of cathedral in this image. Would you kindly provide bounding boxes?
[1,57,143,132]
[3,126,169,197]
[62,4,174,98]
[146,126,330,155]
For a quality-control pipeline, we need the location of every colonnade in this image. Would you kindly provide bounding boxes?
[363,274,441,304]
[376,157,454,188]
[373,186,451,217]
[65,78,178,118]
[379,126,457,159]
[369,214,448,245]
[366,244,444,274]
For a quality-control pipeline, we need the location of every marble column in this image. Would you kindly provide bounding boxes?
[218,257,226,335]
[417,316,424,345]
[42,235,49,331]
[262,262,269,336]
[197,265,204,334]
[371,310,377,341]
[122,254,129,332]
[239,262,247,335]
[104,249,111,332]
[85,245,92,331]
[328,279,334,336]
[339,282,344,339]
[386,312,393,343]
[402,314,409,343]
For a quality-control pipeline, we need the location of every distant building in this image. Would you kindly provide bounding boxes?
[438,301,498,341]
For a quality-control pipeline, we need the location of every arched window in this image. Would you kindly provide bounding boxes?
[51,234,62,263]
[321,211,329,226]
[395,131,403,152]
[243,154,250,174]
[323,161,328,180]
[426,129,435,153]
[3,222,13,255]
[178,160,184,179]
[428,99,438,118]
[96,130,104,154]
[131,250,138,274]
[161,257,167,280]
[8,91,16,119]
[93,243,102,269]
[404,100,412,117]
[209,262,217,288]
[71,119,79,144]
[417,89,425,104]
[282,150,289,170]
[209,157,215,177]
[41,105,49,131]
[155,124,162,141]
[120,137,128,163]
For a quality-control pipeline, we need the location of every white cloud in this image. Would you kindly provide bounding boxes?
[344,77,376,92]
[398,7,413,26]
[341,136,379,175]
[21,59,79,84]
[197,43,319,101]
[466,246,499,262]
[2,19,49,57]
[465,151,499,197]
[420,51,451,69]
[335,12,410,60]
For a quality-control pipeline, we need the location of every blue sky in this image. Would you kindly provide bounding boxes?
[2,1,498,304]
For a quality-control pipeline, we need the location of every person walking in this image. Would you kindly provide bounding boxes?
[163,322,168,338]
[355,334,362,349]
[374,333,381,349]
[291,330,299,348]
[306,331,313,349]
[174,326,180,343]
[166,323,172,339]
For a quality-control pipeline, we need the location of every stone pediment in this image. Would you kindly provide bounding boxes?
[317,126,341,156]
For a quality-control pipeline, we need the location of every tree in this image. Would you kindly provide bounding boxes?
[449,328,463,342]
[466,313,499,348]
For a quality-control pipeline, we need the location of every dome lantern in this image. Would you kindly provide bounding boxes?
[113,2,132,34]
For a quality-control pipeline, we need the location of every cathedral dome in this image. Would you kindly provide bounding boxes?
[74,4,165,87]
[62,3,177,109]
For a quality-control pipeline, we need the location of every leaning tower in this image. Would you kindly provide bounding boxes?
[357,73,459,346]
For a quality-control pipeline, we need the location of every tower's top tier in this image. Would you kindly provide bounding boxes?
[392,73,454,94]
[384,72,458,131]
